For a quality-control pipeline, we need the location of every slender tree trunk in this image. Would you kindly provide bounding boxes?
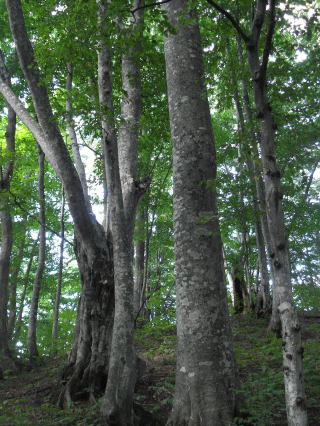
[13,235,38,343]
[27,146,46,361]
[8,225,27,338]
[66,64,91,210]
[134,210,146,319]
[52,188,65,352]
[230,1,308,422]
[0,78,16,377]
[233,86,271,314]
[163,1,237,424]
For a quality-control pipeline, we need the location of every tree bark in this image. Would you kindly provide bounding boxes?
[27,145,46,361]
[134,209,146,319]
[163,1,237,424]
[13,235,38,343]
[52,188,65,352]
[0,71,16,377]
[8,224,27,338]
[97,1,145,423]
[66,64,91,211]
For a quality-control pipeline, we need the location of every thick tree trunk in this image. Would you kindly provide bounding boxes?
[1,0,116,405]
[27,146,46,361]
[52,188,65,352]
[58,230,114,407]
[163,1,237,424]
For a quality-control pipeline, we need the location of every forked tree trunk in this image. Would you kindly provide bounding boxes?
[163,1,237,424]
[28,146,46,361]
[97,1,145,423]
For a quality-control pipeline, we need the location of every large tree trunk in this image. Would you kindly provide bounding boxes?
[163,1,237,424]
[1,0,115,404]
[27,146,46,361]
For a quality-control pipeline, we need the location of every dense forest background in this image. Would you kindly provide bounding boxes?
[0,0,319,425]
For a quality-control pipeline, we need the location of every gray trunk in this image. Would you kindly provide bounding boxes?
[97,1,145,423]
[27,146,46,361]
[13,235,38,343]
[163,1,237,424]
[233,85,270,313]
[133,210,146,319]
[52,188,65,351]
[244,2,307,423]
[66,64,91,211]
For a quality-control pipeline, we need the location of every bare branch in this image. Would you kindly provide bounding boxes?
[206,0,249,42]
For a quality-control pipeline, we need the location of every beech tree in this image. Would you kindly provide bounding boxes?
[207,0,308,424]
[163,0,237,423]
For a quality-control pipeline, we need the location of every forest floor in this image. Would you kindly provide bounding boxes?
[0,313,319,425]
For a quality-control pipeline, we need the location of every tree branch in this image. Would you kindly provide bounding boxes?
[206,0,249,42]
[250,0,267,47]
[260,0,276,84]
[131,0,172,15]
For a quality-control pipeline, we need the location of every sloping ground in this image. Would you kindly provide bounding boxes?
[0,314,319,425]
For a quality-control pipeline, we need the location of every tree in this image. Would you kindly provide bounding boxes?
[163,1,237,423]
[0,0,114,405]
[27,145,46,361]
[0,53,16,377]
[207,0,308,423]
